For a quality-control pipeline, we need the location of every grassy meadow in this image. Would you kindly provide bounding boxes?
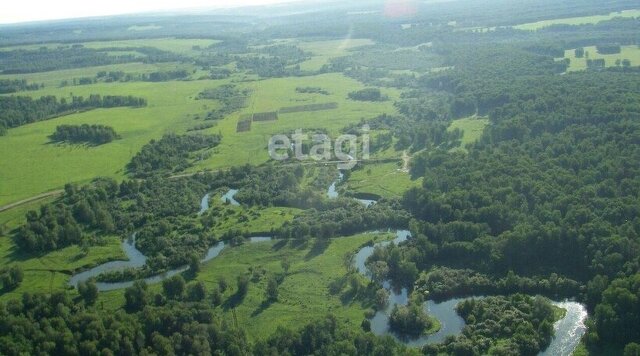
[447,115,490,152]
[346,162,422,199]
[559,45,640,71]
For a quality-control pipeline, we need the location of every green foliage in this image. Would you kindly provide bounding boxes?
[0,292,249,355]
[425,295,557,356]
[0,266,23,291]
[0,94,146,130]
[388,303,432,336]
[0,45,182,73]
[254,314,411,355]
[0,79,40,94]
[50,124,119,145]
[348,88,387,102]
[124,281,149,312]
[162,275,186,300]
[126,134,221,177]
[77,279,99,305]
[591,274,640,346]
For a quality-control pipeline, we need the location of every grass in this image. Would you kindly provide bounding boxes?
[88,232,395,336]
[0,36,395,206]
[514,9,640,30]
[191,72,401,172]
[346,162,422,199]
[194,232,391,340]
[0,71,237,206]
[0,234,124,303]
[559,45,640,71]
[447,116,489,152]
[206,190,301,234]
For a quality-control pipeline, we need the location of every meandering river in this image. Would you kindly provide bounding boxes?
[353,229,588,354]
[69,179,587,354]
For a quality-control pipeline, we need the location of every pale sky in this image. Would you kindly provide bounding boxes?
[0,0,306,24]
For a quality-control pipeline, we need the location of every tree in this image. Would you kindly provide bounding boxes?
[1,266,23,290]
[124,281,149,312]
[624,343,640,356]
[211,287,223,306]
[266,276,279,301]
[375,288,389,309]
[162,275,186,300]
[218,277,228,293]
[281,259,291,274]
[186,281,206,302]
[77,279,99,305]
[361,319,371,332]
[388,303,431,336]
[188,254,201,275]
[237,275,249,297]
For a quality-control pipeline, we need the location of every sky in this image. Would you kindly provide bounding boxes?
[0,0,306,24]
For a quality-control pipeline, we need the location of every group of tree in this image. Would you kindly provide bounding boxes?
[424,295,557,355]
[126,133,222,177]
[348,88,387,102]
[0,45,183,74]
[50,124,119,145]
[388,302,432,336]
[0,94,146,131]
[197,84,250,121]
[234,44,309,78]
[0,266,23,291]
[0,291,250,355]
[0,79,41,94]
[95,69,190,83]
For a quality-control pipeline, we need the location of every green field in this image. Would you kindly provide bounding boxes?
[346,162,422,199]
[91,232,393,337]
[195,233,388,339]
[0,76,231,206]
[514,9,640,30]
[447,116,490,152]
[559,45,640,71]
[0,47,399,207]
[191,73,400,172]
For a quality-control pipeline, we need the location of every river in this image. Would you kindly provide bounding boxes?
[353,230,588,354]
[70,180,587,354]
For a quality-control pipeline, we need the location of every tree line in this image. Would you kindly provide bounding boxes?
[0,94,146,132]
